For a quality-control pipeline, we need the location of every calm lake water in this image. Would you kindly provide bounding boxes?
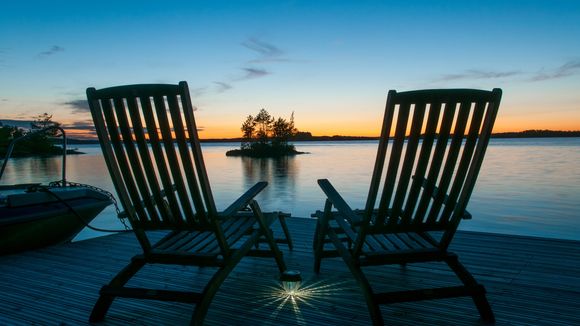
[2,138,579,241]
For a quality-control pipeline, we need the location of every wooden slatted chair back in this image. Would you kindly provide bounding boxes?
[87,82,218,237]
[363,89,502,249]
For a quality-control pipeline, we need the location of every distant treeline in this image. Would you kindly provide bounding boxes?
[289,130,580,140]
[64,129,580,144]
[490,130,580,138]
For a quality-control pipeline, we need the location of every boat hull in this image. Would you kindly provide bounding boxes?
[0,186,112,255]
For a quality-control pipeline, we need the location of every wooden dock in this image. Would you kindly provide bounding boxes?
[1,217,579,325]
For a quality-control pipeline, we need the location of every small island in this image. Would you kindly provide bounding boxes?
[0,114,83,158]
[226,109,307,158]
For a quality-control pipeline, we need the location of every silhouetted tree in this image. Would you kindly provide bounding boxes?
[241,115,256,150]
[233,109,299,157]
[0,114,65,157]
[253,108,274,145]
[272,112,297,146]
[0,125,24,154]
[31,113,60,130]
[27,113,62,153]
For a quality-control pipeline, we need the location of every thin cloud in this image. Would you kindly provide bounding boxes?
[242,38,284,63]
[531,59,580,81]
[190,87,207,97]
[38,45,65,58]
[437,69,521,81]
[63,99,90,114]
[61,120,98,139]
[214,81,233,93]
[195,38,281,94]
[238,67,270,81]
[64,120,95,131]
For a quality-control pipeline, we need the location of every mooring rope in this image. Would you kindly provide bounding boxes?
[31,181,132,233]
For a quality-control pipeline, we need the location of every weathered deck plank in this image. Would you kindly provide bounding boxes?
[1,217,579,325]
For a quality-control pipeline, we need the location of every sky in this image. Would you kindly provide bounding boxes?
[1,0,579,139]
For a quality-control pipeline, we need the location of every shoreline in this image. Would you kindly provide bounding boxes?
[0,149,84,159]
[63,132,580,145]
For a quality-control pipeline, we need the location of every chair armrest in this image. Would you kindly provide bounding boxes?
[219,181,268,218]
[317,179,362,225]
[463,210,472,220]
[317,179,362,243]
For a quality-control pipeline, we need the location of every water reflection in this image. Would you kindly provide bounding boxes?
[466,138,580,238]
[2,139,580,241]
[241,156,298,212]
[2,157,61,184]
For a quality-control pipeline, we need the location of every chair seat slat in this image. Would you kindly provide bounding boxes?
[362,234,387,252]
[154,230,190,250]
[368,234,398,252]
[394,233,427,250]
[405,232,435,248]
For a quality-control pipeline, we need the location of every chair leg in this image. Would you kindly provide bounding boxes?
[191,262,241,325]
[355,269,383,326]
[313,219,326,274]
[278,213,293,250]
[313,201,333,274]
[446,255,495,323]
[472,291,495,323]
[313,216,320,249]
[90,256,146,322]
[327,229,383,325]
[250,200,287,272]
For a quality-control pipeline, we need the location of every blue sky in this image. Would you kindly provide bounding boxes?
[1,0,579,138]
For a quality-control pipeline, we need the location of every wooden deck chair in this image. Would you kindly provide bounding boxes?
[86,81,291,325]
[313,89,502,325]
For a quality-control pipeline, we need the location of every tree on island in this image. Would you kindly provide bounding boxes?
[0,113,78,157]
[227,108,304,157]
